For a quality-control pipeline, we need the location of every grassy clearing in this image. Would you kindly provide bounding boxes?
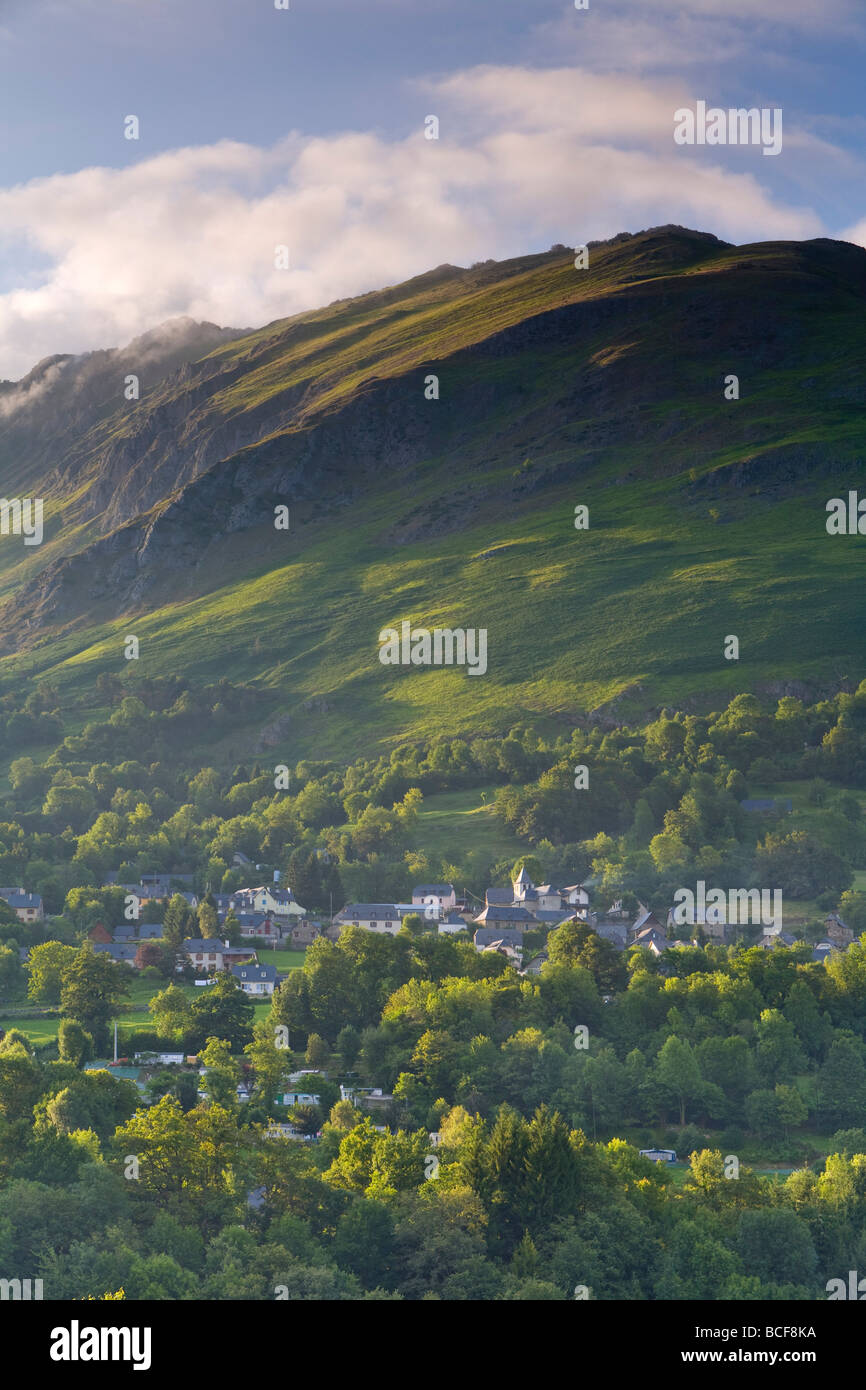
[4,955,305,1046]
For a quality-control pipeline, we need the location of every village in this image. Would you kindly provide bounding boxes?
[2,858,855,992]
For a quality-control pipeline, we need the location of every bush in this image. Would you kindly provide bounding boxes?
[830,1128,866,1157]
[720,1127,746,1153]
[122,1029,174,1053]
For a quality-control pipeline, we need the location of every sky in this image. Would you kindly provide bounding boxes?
[0,0,864,379]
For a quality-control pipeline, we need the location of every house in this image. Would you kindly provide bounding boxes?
[112,923,163,943]
[234,911,285,941]
[562,884,591,908]
[472,905,535,930]
[438,912,469,935]
[183,938,258,973]
[629,908,666,943]
[92,942,140,966]
[825,914,854,948]
[484,888,513,907]
[411,883,457,914]
[812,942,836,964]
[183,937,228,971]
[140,871,195,893]
[333,903,404,934]
[264,1122,318,1141]
[640,1148,677,1163]
[760,931,797,950]
[231,885,305,919]
[232,851,253,868]
[523,949,549,976]
[0,889,44,923]
[593,922,628,950]
[632,925,674,956]
[480,938,522,965]
[340,1084,394,1113]
[473,928,524,958]
[276,1090,321,1107]
[231,961,279,996]
[288,919,320,947]
[530,908,574,927]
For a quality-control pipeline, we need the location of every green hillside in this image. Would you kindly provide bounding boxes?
[1,226,865,764]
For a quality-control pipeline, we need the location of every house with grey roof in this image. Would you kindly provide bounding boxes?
[473,905,535,928]
[474,927,524,951]
[333,903,405,935]
[438,912,470,935]
[92,942,140,965]
[0,889,44,923]
[412,883,456,912]
[231,961,280,996]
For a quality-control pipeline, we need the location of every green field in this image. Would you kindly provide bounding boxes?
[2,953,306,1047]
[415,788,527,867]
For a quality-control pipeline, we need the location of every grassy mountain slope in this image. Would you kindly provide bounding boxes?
[1,226,865,761]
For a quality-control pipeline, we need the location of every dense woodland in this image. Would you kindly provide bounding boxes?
[2,679,866,1297]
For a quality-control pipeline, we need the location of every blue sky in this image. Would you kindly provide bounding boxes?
[0,0,864,378]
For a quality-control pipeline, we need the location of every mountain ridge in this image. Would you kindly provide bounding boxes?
[0,225,865,760]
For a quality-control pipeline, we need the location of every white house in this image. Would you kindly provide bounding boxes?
[230,961,279,995]
[411,883,457,913]
[232,886,305,919]
[333,903,404,934]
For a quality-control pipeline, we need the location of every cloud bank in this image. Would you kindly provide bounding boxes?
[0,63,834,380]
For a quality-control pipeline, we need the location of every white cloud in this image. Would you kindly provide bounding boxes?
[530,0,864,74]
[0,64,829,379]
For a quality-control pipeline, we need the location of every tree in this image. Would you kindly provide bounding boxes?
[400,913,426,937]
[337,1025,361,1069]
[736,1208,817,1287]
[511,855,543,886]
[197,899,218,938]
[755,830,852,899]
[162,894,196,951]
[0,945,25,1001]
[754,1009,805,1085]
[332,1198,395,1288]
[287,849,323,911]
[655,1035,702,1126]
[775,1083,808,1139]
[57,1019,94,1068]
[244,1020,289,1111]
[223,909,242,948]
[289,1103,323,1136]
[198,1037,240,1109]
[187,973,254,1052]
[818,1034,866,1129]
[148,984,193,1043]
[134,942,169,974]
[27,941,78,1005]
[305,1032,329,1069]
[59,947,131,1053]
